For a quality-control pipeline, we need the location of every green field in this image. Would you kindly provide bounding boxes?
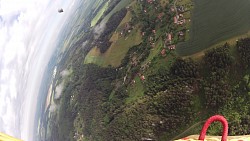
[102,0,132,24]
[126,76,144,104]
[176,0,250,56]
[84,28,142,67]
[91,1,109,27]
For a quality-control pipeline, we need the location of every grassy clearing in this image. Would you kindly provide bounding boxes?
[91,1,109,27]
[177,0,250,56]
[83,46,105,66]
[126,76,144,104]
[142,40,164,66]
[84,28,142,67]
[145,53,176,77]
[103,28,142,67]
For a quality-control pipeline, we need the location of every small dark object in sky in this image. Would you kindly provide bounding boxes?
[58,8,63,13]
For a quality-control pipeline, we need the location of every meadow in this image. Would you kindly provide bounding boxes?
[176,0,250,56]
[84,28,142,67]
[85,8,142,67]
[91,1,109,27]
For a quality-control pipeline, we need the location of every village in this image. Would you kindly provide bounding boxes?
[116,0,193,83]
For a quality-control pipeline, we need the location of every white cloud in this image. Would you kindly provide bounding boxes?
[94,22,106,39]
[61,70,70,77]
[0,0,77,140]
[55,69,70,100]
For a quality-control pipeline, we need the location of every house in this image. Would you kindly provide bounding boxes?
[141,75,146,81]
[165,34,172,46]
[167,33,172,41]
[149,36,154,41]
[170,7,175,12]
[161,49,166,56]
[177,6,185,12]
[152,30,156,34]
[174,16,178,24]
[178,31,184,36]
[177,21,183,25]
[168,45,176,50]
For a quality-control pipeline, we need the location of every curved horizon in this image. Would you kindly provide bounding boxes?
[0,0,79,140]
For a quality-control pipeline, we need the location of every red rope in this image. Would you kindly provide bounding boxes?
[198,115,228,141]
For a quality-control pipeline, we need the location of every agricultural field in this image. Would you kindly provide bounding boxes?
[184,30,250,60]
[101,0,133,24]
[84,27,142,67]
[177,0,250,56]
[91,1,109,27]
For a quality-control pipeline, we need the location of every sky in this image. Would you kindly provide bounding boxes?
[0,0,77,140]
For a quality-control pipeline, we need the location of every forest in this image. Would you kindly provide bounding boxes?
[51,37,250,141]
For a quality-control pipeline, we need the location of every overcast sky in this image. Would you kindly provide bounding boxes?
[0,0,77,140]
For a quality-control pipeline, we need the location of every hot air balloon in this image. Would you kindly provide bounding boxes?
[58,8,63,13]
[0,132,22,141]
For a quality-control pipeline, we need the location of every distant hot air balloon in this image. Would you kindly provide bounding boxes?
[58,8,63,13]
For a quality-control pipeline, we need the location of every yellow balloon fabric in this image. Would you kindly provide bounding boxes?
[0,133,22,141]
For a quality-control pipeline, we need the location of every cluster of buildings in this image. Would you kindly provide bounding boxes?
[129,0,192,84]
[163,33,176,55]
[174,14,186,25]
[160,4,191,56]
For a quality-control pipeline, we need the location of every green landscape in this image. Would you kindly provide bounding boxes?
[41,0,250,140]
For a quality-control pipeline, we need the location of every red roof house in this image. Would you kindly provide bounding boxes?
[161,49,166,56]
[167,33,172,41]
[141,75,146,81]
[174,16,178,24]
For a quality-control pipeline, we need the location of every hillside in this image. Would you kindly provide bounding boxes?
[44,0,250,140]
